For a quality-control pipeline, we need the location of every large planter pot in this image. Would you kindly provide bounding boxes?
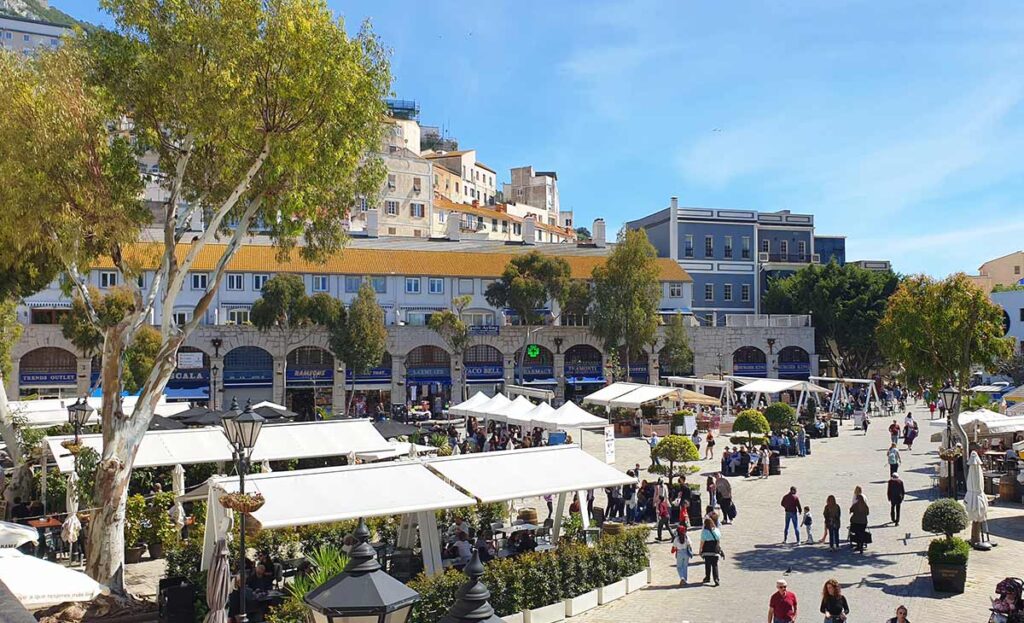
[625,568,648,593]
[148,542,164,560]
[125,545,146,564]
[524,601,565,623]
[563,589,599,617]
[597,579,626,605]
[502,612,524,623]
[930,562,967,594]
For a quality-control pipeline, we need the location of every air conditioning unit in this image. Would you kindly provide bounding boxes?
[758,252,770,262]
[812,253,821,263]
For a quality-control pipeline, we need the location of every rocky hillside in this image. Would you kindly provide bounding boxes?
[0,0,82,27]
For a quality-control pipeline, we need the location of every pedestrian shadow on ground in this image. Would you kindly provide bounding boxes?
[730,543,898,572]
[854,572,956,599]
[902,486,939,502]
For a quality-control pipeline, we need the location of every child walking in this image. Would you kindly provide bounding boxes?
[802,506,814,544]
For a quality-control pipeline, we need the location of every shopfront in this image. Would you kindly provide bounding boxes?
[778,346,811,380]
[286,346,334,419]
[345,353,393,417]
[405,345,451,411]
[514,344,556,389]
[464,344,504,397]
[166,347,210,403]
[565,344,604,402]
[733,346,768,378]
[19,347,77,398]
[222,346,274,407]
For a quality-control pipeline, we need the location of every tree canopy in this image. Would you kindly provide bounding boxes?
[660,313,693,376]
[251,274,342,331]
[650,435,700,484]
[428,296,471,402]
[733,409,770,444]
[763,261,899,377]
[332,280,387,414]
[763,402,797,432]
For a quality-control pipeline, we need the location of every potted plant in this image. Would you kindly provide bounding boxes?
[922,498,970,593]
[124,494,147,564]
[145,491,179,559]
[671,410,692,435]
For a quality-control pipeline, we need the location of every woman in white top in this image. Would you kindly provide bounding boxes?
[670,526,694,585]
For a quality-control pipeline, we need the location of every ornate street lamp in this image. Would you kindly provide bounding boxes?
[66,398,94,445]
[305,518,421,623]
[939,386,962,498]
[438,548,502,623]
[220,399,264,623]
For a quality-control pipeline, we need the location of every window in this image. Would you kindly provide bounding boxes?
[388,227,397,235]
[458,278,474,294]
[4,32,10,39]
[723,283,733,301]
[780,240,789,257]
[226,273,244,291]
[405,277,421,294]
[312,275,329,292]
[492,218,498,230]
[100,271,118,289]
[455,182,460,193]
[428,278,444,294]
[760,239,770,254]
[253,274,270,291]
[704,235,714,258]
[501,221,508,233]
[797,241,807,259]
[191,273,208,290]
[464,311,495,326]
[704,283,714,301]
[684,234,694,258]
[669,282,683,298]
[385,200,399,216]
[172,311,191,326]
[412,177,422,193]
[23,34,29,42]
[344,276,361,293]
[724,236,733,259]
[357,196,368,212]
[410,202,425,218]
[227,308,250,325]
[387,174,396,190]
[371,277,386,294]
[137,273,146,288]
[1016,265,1021,275]
[742,236,751,259]
[741,284,751,302]
[1020,308,1024,322]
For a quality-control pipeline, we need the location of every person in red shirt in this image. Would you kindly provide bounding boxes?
[781,486,802,543]
[655,496,671,541]
[768,579,798,623]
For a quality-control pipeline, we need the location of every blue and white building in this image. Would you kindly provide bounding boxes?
[627,197,848,325]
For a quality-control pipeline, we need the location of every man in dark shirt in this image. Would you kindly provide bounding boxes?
[780,487,802,544]
[9,498,30,524]
[887,472,906,526]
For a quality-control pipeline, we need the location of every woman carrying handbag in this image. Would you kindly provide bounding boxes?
[699,517,722,586]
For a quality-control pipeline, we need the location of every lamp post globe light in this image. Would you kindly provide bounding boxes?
[220,399,265,623]
[939,386,961,498]
[66,397,94,445]
[304,518,421,623]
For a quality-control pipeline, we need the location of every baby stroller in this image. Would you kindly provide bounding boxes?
[990,577,1024,623]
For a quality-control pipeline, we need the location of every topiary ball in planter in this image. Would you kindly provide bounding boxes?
[922,498,969,539]
[922,498,970,594]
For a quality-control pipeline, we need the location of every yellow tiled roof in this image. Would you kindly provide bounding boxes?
[99,243,692,282]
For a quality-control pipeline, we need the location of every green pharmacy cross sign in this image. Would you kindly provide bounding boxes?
[526,344,541,359]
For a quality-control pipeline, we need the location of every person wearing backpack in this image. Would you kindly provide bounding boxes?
[699,517,722,586]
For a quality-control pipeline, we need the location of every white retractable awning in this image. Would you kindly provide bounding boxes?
[181,462,474,527]
[8,395,187,428]
[581,382,645,407]
[665,376,730,388]
[46,419,392,473]
[356,442,438,463]
[735,379,830,394]
[0,549,105,608]
[426,446,634,503]
[530,401,608,431]
[968,385,1006,393]
[486,395,538,425]
[959,409,1024,436]
[447,392,491,418]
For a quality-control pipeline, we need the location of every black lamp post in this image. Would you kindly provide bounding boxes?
[211,365,220,411]
[305,517,421,623]
[221,399,264,623]
[940,386,961,498]
[66,398,94,445]
[438,549,502,623]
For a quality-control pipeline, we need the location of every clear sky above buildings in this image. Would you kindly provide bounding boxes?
[58,1,1024,277]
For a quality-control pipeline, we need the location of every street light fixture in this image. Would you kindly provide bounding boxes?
[939,386,961,498]
[438,548,502,623]
[211,364,220,411]
[305,517,421,623]
[220,399,264,623]
[66,398,94,445]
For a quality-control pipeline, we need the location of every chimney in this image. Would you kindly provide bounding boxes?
[366,208,379,238]
[522,218,537,245]
[447,212,461,241]
[669,196,679,259]
[592,218,606,248]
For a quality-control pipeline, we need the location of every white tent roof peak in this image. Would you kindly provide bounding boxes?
[467,393,511,419]
[580,383,645,407]
[447,392,491,418]
[487,395,538,424]
[735,379,831,395]
[530,401,608,431]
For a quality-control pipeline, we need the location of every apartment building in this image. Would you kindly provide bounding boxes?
[503,166,564,225]
[968,251,1024,292]
[424,149,497,206]
[0,14,69,55]
[428,196,575,244]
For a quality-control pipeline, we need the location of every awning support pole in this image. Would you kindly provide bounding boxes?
[552,491,567,540]
[578,489,591,530]
[416,510,443,577]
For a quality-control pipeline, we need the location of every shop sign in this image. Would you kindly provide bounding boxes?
[515,365,553,377]
[171,369,210,382]
[466,364,503,379]
[286,368,333,383]
[778,362,810,373]
[20,372,77,386]
[345,367,392,381]
[176,352,205,369]
[566,362,601,376]
[733,362,767,375]
[469,325,499,336]
[406,366,451,379]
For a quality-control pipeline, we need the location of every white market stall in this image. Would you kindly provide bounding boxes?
[7,394,189,428]
[0,549,105,608]
[735,378,831,412]
[447,392,491,418]
[529,401,608,432]
[485,395,538,426]
[665,376,737,413]
[809,376,880,413]
[465,393,512,420]
[580,383,645,408]
[356,441,438,463]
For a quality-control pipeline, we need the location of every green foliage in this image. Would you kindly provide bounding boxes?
[764,261,899,377]
[879,274,1012,392]
[927,536,970,566]
[764,402,797,432]
[729,435,767,447]
[429,432,453,456]
[651,435,699,484]
[574,226,592,241]
[428,295,471,401]
[276,546,350,621]
[922,498,970,540]
[993,353,1024,387]
[124,494,147,546]
[0,299,22,379]
[805,399,817,420]
[661,313,694,376]
[164,502,208,620]
[733,409,770,444]
[145,491,179,547]
[332,281,387,410]
[251,274,344,331]
[407,528,648,623]
[590,230,661,378]
[671,409,693,429]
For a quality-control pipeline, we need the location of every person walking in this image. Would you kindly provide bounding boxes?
[796,427,806,457]
[706,475,717,509]
[821,495,842,550]
[888,419,900,445]
[715,473,735,524]
[849,492,870,553]
[760,445,771,479]
[887,604,911,623]
[648,432,661,467]
[705,430,716,460]
[819,578,849,622]
[862,410,871,434]
[655,495,671,541]
[887,471,906,526]
[887,443,902,475]
[905,421,918,450]
[655,478,670,509]
[699,518,721,586]
[671,525,694,585]
[623,471,638,525]
[768,579,798,623]
[780,486,802,543]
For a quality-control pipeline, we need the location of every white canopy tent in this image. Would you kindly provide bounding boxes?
[355,441,438,463]
[968,385,1007,394]
[485,396,538,425]
[0,549,105,608]
[447,392,491,418]
[665,376,737,413]
[735,378,830,412]
[809,376,880,413]
[604,385,681,409]
[530,401,608,431]
[8,395,189,428]
[521,401,556,427]
[580,383,645,408]
[960,412,1024,437]
[466,393,511,420]
[505,384,555,402]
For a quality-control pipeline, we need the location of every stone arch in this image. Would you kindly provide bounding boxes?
[405,345,451,368]
[465,344,503,383]
[565,344,602,378]
[733,346,767,377]
[287,345,335,369]
[19,347,78,394]
[659,345,694,378]
[514,344,555,382]
[778,345,810,379]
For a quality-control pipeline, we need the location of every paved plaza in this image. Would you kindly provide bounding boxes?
[574,403,1024,623]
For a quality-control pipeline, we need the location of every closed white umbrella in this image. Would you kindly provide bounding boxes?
[0,521,37,549]
[172,464,186,531]
[0,549,104,607]
[203,538,230,623]
[61,471,81,545]
[260,459,272,473]
[964,451,989,546]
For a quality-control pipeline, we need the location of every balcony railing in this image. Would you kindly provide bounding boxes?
[724,314,812,328]
[761,253,811,263]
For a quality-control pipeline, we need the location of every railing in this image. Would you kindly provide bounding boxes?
[724,314,812,328]
[761,253,811,263]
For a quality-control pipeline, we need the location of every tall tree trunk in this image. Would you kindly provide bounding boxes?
[0,377,31,507]
[346,374,355,417]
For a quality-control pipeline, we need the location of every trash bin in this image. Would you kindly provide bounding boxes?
[829,420,839,438]
[158,577,195,623]
[688,493,703,528]
[769,452,781,476]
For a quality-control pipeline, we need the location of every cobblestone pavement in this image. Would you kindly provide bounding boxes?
[571,403,1024,623]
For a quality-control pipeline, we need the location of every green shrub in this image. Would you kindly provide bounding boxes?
[729,435,767,447]
[125,494,147,546]
[146,491,180,548]
[922,498,969,539]
[927,537,970,566]
[408,570,465,623]
[764,402,797,432]
[651,435,699,484]
[672,410,693,429]
[732,409,770,444]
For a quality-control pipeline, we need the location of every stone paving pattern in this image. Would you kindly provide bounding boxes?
[570,403,1024,623]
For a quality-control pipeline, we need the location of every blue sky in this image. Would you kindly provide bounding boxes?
[56,1,1024,277]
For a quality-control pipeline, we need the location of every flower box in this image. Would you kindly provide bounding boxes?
[524,601,565,623]
[502,612,524,623]
[563,589,599,617]
[598,579,626,604]
[625,568,648,593]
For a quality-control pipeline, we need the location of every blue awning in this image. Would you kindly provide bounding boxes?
[566,376,605,385]
[523,378,558,386]
[165,387,209,401]
[89,388,137,398]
